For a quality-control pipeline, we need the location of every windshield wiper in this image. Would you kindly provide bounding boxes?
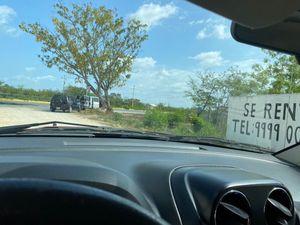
[91,130,268,152]
[0,121,269,153]
[168,136,269,153]
[0,121,167,140]
[0,121,100,134]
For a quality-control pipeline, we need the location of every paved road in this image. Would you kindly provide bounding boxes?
[0,101,106,127]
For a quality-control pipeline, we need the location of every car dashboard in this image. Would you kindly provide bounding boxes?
[0,136,299,225]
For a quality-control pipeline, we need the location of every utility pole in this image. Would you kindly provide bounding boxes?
[131,85,135,108]
[62,74,66,93]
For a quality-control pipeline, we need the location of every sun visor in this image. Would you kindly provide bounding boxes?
[188,0,300,28]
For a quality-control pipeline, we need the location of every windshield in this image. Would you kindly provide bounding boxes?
[0,0,298,152]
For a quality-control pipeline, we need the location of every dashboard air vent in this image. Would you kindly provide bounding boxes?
[265,188,294,225]
[214,190,251,225]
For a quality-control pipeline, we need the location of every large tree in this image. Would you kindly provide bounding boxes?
[186,50,300,113]
[185,71,225,114]
[20,2,148,110]
[185,68,255,114]
[185,50,300,132]
[252,50,300,94]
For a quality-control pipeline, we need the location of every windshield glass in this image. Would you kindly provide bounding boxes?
[0,0,298,152]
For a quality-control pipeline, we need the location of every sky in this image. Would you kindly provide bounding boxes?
[0,0,266,107]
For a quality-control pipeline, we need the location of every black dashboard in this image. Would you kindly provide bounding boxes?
[0,136,299,225]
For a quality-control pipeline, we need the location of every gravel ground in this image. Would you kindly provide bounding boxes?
[0,103,106,127]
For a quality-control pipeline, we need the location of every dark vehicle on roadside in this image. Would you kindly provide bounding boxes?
[50,94,81,113]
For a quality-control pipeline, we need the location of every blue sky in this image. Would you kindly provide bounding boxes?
[0,0,265,107]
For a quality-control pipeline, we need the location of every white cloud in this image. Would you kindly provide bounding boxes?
[160,69,171,77]
[233,59,261,71]
[15,74,56,82]
[0,5,19,36]
[36,75,56,81]
[15,74,26,80]
[213,24,231,40]
[5,27,19,36]
[117,56,259,107]
[130,3,178,28]
[194,18,231,40]
[191,51,224,67]
[25,67,36,72]
[0,5,16,25]
[189,19,205,25]
[134,57,156,69]
[196,28,208,39]
[127,67,191,106]
[113,60,193,107]
[4,74,58,90]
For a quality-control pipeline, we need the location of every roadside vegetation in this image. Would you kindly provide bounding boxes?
[0,81,58,102]
[0,79,224,136]
[80,108,222,137]
[0,80,222,137]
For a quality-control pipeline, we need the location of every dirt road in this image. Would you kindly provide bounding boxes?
[0,101,106,127]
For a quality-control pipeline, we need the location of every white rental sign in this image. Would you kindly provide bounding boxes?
[226,94,300,152]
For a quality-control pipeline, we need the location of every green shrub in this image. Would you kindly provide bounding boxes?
[111,112,124,122]
[189,115,221,137]
[167,111,185,128]
[172,123,194,136]
[190,116,204,132]
[143,109,168,129]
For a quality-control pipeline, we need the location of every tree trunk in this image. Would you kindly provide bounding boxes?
[95,91,106,109]
[99,96,107,109]
[103,89,112,112]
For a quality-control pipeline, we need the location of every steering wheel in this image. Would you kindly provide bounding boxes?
[0,178,169,225]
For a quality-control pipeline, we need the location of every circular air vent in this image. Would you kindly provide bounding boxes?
[214,190,251,225]
[265,188,294,225]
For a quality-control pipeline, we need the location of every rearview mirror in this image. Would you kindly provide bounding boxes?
[231,12,300,57]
